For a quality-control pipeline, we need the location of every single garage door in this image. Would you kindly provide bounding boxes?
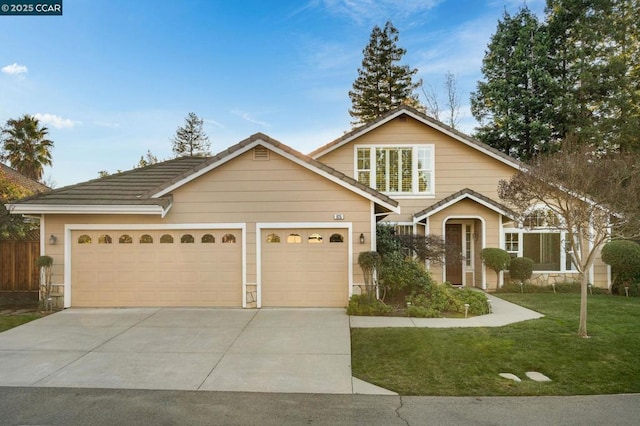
[71,229,242,307]
[261,228,349,307]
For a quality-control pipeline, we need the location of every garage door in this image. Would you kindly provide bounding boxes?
[71,229,242,307]
[261,228,349,307]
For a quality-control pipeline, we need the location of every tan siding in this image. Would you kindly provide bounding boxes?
[44,148,373,304]
[318,116,517,222]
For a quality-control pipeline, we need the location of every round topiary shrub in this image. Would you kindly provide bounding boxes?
[481,248,511,286]
[509,257,534,283]
[602,240,640,294]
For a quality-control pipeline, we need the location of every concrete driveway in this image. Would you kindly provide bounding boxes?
[0,308,356,394]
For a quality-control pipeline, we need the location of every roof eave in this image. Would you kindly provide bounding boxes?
[310,107,523,171]
[413,193,516,223]
[6,204,167,216]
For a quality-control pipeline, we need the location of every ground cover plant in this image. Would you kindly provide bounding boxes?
[351,293,640,396]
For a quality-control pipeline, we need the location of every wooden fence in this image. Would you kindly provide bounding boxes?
[0,233,40,293]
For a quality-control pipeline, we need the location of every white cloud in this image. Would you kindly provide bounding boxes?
[34,113,80,129]
[2,62,28,76]
[313,0,444,25]
[203,118,224,129]
[230,109,271,127]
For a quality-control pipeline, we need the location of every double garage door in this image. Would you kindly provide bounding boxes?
[71,229,242,307]
[70,227,349,308]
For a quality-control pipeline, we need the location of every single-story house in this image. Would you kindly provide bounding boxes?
[7,106,610,308]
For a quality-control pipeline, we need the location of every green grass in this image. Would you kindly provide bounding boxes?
[351,293,640,396]
[0,313,45,333]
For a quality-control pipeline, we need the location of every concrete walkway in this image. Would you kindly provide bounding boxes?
[349,293,544,328]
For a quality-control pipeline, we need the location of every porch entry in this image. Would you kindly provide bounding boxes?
[445,224,463,285]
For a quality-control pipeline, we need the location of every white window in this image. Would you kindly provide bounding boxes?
[465,225,472,267]
[504,209,577,272]
[355,145,434,195]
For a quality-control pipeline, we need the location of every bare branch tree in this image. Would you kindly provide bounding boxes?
[421,71,461,129]
[498,140,640,337]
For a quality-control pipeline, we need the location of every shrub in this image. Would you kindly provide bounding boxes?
[358,251,381,302]
[379,250,434,297]
[602,240,640,294]
[347,294,394,316]
[405,284,489,317]
[481,248,511,285]
[509,257,534,283]
[405,305,440,318]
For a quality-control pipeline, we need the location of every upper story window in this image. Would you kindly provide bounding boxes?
[356,145,434,195]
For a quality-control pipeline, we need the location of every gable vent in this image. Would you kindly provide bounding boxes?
[253,146,270,160]
[398,115,408,123]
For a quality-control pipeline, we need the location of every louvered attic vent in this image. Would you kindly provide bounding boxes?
[253,146,270,160]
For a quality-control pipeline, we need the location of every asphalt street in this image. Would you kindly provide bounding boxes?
[1,387,639,426]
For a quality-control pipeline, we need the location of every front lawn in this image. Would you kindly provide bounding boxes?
[0,313,45,333]
[351,293,640,396]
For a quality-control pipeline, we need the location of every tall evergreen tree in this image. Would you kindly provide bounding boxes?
[1,115,54,182]
[171,112,211,157]
[471,8,559,161]
[349,21,421,126]
[546,0,640,151]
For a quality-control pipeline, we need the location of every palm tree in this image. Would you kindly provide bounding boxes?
[1,115,54,181]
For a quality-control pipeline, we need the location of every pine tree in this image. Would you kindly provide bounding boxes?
[471,8,559,161]
[349,21,421,126]
[171,112,211,157]
[546,0,640,152]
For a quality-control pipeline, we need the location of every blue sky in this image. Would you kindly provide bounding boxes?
[1,0,545,187]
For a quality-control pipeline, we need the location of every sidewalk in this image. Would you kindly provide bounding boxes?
[349,293,544,328]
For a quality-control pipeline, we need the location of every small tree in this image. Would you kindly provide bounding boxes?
[481,248,511,287]
[498,141,640,337]
[358,251,381,303]
[601,240,640,294]
[37,255,54,311]
[171,112,211,157]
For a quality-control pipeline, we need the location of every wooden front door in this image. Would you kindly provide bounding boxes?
[445,224,463,285]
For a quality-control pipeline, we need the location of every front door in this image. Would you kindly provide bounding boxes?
[445,224,463,285]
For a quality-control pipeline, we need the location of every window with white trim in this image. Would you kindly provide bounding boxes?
[355,145,434,195]
[503,209,577,272]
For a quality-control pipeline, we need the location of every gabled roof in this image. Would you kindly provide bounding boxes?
[413,188,517,222]
[9,133,399,216]
[0,163,49,194]
[309,106,524,170]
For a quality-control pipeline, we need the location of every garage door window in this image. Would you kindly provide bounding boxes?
[160,234,174,243]
[139,234,153,244]
[266,233,280,243]
[201,234,215,243]
[222,234,236,243]
[329,233,344,243]
[181,234,195,243]
[78,234,92,244]
[98,234,112,244]
[119,234,133,244]
[308,233,323,243]
[287,234,301,244]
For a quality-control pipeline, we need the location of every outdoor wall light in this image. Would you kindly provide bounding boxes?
[49,235,57,245]
[359,233,365,244]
